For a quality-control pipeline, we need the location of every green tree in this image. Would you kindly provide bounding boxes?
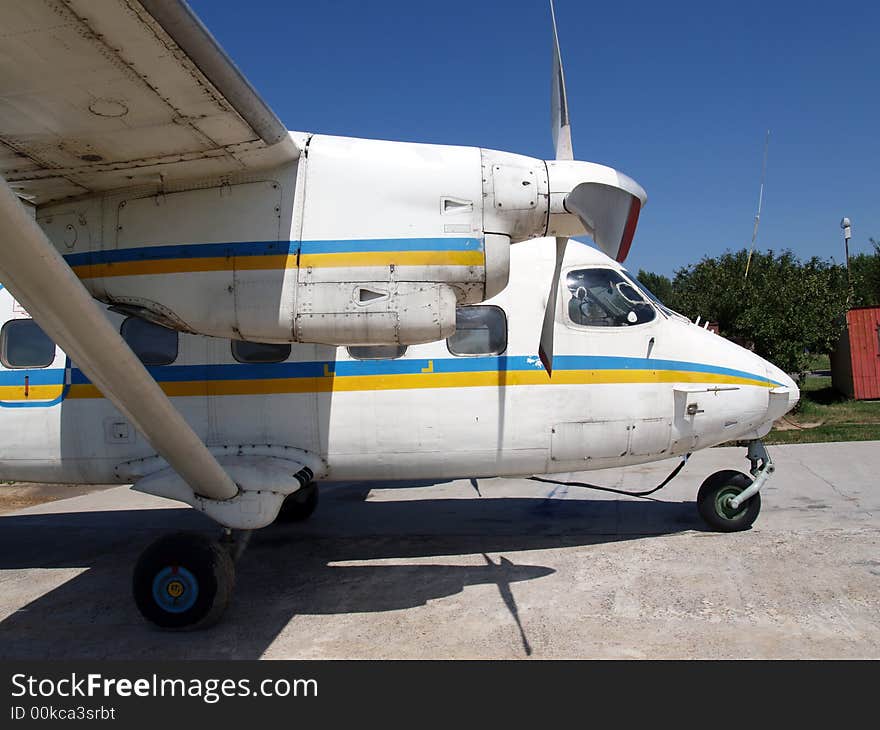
[849,238,880,306]
[635,269,674,305]
[669,249,849,376]
[668,249,752,328]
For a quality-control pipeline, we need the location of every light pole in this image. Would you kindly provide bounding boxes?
[840,217,852,285]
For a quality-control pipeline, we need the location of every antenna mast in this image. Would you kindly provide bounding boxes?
[744,129,770,282]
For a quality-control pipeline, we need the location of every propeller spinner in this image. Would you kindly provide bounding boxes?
[537,0,647,375]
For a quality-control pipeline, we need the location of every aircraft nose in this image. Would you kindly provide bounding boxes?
[786,374,800,411]
[765,362,800,419]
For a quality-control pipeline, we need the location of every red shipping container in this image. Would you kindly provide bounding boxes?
[830,306,880,400]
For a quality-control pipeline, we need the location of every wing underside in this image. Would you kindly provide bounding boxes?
[0,0,298,206]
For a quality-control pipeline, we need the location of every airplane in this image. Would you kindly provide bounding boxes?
[0,0,799,630]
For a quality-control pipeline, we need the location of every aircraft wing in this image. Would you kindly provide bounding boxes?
[0,0,299,206]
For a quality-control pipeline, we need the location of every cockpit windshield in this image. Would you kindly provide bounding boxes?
[565,268,656,327]
[623,270,680,319]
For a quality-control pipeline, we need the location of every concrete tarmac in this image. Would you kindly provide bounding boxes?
[0,441,877,659]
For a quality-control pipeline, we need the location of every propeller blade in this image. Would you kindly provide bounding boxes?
[564,181,643,263]
[550,0,573,161]
[538,236,568,375]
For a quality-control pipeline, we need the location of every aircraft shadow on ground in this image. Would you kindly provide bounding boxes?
[0,483,703,659]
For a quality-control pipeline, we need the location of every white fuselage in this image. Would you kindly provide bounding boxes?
[0,240,797,486]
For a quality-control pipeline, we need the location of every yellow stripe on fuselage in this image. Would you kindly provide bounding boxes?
[0,384,65,401]
[70,251,484,279]
[298,250,484,268]
[63,368,773,401]
[70,255,296,279]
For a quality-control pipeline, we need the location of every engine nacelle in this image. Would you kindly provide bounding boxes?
[294,280,457,345]
[35,134,551,345]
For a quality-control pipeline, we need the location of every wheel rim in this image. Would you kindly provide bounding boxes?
[714,486,748,521]
[151,566,199,614]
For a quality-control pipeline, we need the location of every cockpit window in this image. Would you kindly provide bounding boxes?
[565,268,656,327]
[625,270,675,318]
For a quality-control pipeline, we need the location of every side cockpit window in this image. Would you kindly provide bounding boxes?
[121,317,178,365]
[1,319,55,368]
[565,268,655,328]
[447,306,507,356]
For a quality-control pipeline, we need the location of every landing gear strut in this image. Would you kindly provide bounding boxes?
[697,440,774,532]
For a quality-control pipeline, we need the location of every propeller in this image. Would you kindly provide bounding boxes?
[537,0,645,375]
[549,0,572,163]
[538,0,573,375]
[538,235,567,373]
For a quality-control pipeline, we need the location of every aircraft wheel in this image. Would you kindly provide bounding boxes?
[133,532,235,630]
[697,470,761,532]
[277,482,319,522]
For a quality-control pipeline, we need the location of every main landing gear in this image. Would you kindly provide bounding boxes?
[697,440,774,532]
[133,483,320,629]
[277,481,319,522]
[132,532,235,630]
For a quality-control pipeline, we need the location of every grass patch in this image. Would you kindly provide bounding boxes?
[804,352,830,373]
[764,375,880,444]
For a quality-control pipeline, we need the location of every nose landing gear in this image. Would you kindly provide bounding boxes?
[697,440,774,532]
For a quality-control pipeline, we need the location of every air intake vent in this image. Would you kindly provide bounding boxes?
[359,288,386,303]
[441,197,473,214]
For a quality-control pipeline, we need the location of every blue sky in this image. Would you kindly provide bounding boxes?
[190,0,879,277]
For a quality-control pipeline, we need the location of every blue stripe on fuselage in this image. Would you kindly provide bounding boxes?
[37,355,781,387]
[61,237,483,268]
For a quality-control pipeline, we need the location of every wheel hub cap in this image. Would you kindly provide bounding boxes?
[715,487,747,520]
[152,566,199,613]
[715,487,746,520]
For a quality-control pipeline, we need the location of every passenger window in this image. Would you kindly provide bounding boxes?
[120,317,178,365]
[232,340,291,364]
[447,306,507,356]
[0,319,55,369]
[347,345,407,360]
[565,268,655,327]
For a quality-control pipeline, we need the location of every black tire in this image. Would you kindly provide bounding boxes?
[133,532,235,630]
[697,470,761,532]
[277,483,319,522]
